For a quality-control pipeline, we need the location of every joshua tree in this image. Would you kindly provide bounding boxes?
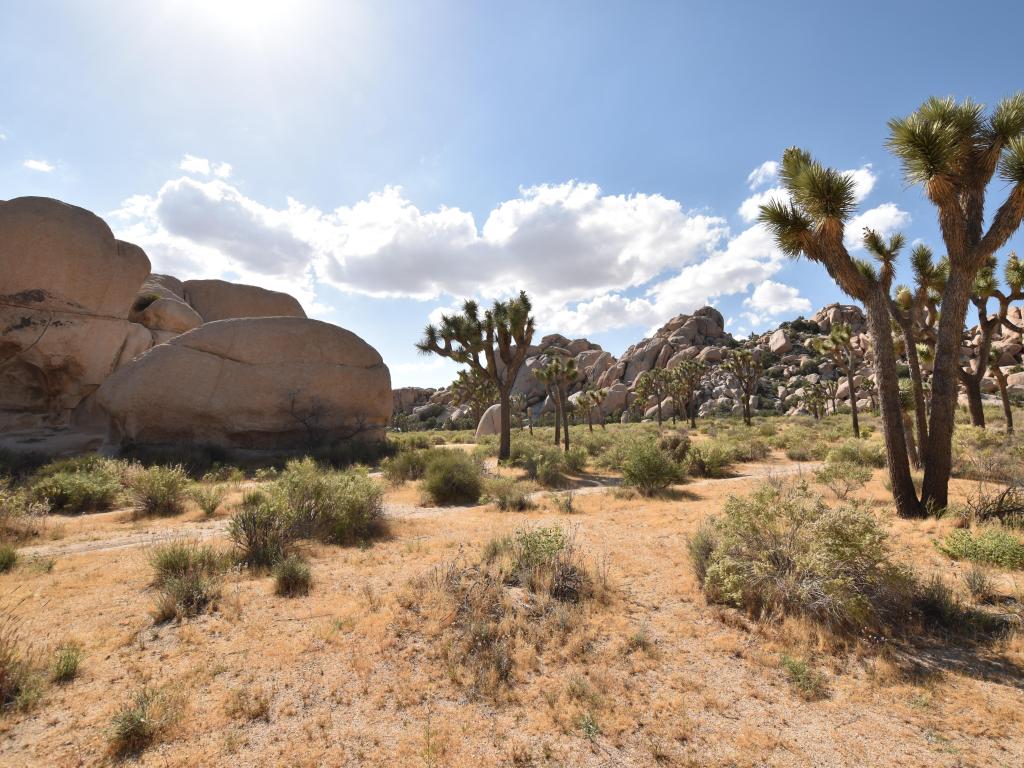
[668,360,706,428]
[820,377,840,417]
[987,350,1015,435]
[958,253,1024,427]
[450,368,499,425]
[887,94,1024,510]
[760,149,919,516]
[578,387,607,432]
[800,379,826,420]
[510,393,531,433]
[417,292,535,461]
[811,323,861,437]
[722,349,762,426]
[535,356,577,451]
[634,368,670,427]
[860,377,878,413]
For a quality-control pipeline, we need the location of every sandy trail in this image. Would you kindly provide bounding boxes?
[19,461,819,559]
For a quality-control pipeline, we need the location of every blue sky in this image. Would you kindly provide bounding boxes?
[3,0,1024,387]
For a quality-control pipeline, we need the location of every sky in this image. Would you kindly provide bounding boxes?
[3,0,1024,387]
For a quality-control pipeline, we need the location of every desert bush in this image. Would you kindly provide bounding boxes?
[381,448,432,484]
[0,611,42,712]
[126,464,190,517]
[487,478,535,512]
[275,459,384,544]
[621,439,683,496]
[826,439,886,468]
[564,446,589,474]
[686,520,717,584]
[962,565,995,602]
[579,431,615,458]
[109,687,180,757]
[152,571,221,623]
[422,450,483,505]
[958,483,1024,529]
[693,481,912,633]
[722,436,770,463]
[52,643,82,683]
[936,528,1024,570]
[658,430,691,463]
[814,461,872,500]
[509,439,566,486]
[30,456,122,514]
[552,491,577,514]
[229,492,292,568]
[0,485,48,543]
[686,443,735,478]
[312,438,395,469]
[0,545,17,573]
[781,655,828,700]
[188,483,226,517]
[149,540,230,586]
[273,554,312,597]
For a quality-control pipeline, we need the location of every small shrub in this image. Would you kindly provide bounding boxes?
[687,443,735,478]
[0,545,17,573]
[963,565,994,602]
[275,460,385,544]
[695,481,912,633]
[622,440,683,496]
[228,492,291,568]
[564,446,589,474]
[188,483,226,516]
[686,520,717,584]
[0,612,41,712]
[31,456,121,514]
[552,491,577,515]
[0,486,49,542]
[126,464,190,517]
[781,655,828,700]
[826,439,886,468]
[149,541,229,585]
[658,431,691,463]
[959,483,1024,529]
[273,554,312,597]
[936,528,1024,570]
[422,451,483,505]
[488,478,535,512]
[813,461,872,500]
[52,644,82,683]
[152,572,221,622]
[109,687,179,757]
[382,449,432,484]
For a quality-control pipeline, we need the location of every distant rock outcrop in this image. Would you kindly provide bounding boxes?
[97,317,392,450]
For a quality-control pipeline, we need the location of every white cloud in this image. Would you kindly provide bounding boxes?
[747,160,778,190]
[847,164,876,203]
[744,279,812,316]
[23,159,54,173]
[0,132,7,141]
[179,154,211,174]
[213,162,232,178]
[846,203,911,249]
[738,186,789,223]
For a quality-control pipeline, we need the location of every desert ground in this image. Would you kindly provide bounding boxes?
[1,413,1023,768]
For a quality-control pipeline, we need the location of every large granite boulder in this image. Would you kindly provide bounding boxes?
[182,278,305,322]
[97,317,391,449]
[475,403,502,439]
[0,196,151,430]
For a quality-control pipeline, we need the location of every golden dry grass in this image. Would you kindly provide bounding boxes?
[1,447,1022,767]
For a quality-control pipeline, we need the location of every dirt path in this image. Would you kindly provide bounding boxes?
[19,460,819,559]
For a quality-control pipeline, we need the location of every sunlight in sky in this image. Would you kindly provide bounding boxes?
[171,0,315,43]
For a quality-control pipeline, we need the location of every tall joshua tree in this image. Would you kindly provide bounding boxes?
[722,349,762,426]
[760,149,921,517]
[988,351,1015,435]
[579,387,607,432]
[671,360,707,428]
[417,292,535,461]
[535,356,577,451]
[634,368,670,427]
[451,368,499,425]
[811,323,861,437]
[888,94,1024,510]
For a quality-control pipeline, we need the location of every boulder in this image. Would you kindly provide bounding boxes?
[697,346,723,363]
[475,403,503,439]
[137,297,203,334]
[769,329,792,354]
[97,317,391,449]
[1,196,151,430]
[182,278,306,322]
[601,383,629,416]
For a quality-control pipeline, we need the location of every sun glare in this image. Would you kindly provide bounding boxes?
[182,0,309,42]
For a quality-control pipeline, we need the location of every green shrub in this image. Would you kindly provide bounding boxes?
[564,446,589,474]
[52,644,82,683]
[687,520,717,584]
[30,457,122,514]
[694,481,912,633]
[813,461,872,500]
[723,437,770,463]
[936,528,1024,570]
[126,464,190,517]
[422,451,483,505]
[509,439,566,487]
[152,571,221,623]
[0,545,17,573]
[188,483,226,516]
[621,439,683,496]
[274,459,384,544]
[109,687,179,757]
[228,492,292,568]
[273,554,312,597]
[487,478,535,512]
[781,655,828,700]
[0,485,48,543]
[149,541,229,586]
[687,443,735,478]
[826,439,886,468]
[552,491,577,515]
[658,431,691,463]
[381,449,432,484]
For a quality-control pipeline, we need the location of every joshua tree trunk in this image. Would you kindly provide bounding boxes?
[895,319,930,460]
[903,412,920,469]
[846,363,860,438]
[741,395,751,426]
[865,290,922,517]
[688,397,697,429]
[961,373,986,428]
[655,399,663,427]
[560,386,570,452]
[498,389,512,461]
[993,368,1014,434]
[921,269,975,512]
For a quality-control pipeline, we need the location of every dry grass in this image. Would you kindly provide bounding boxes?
[0,428,1022,767]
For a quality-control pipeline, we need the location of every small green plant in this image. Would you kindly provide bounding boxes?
[826,439,886,468]
[149,541,229,585]
[487,478,535,512]
[126,464,190,517]
[658,430,691,463]
[422,450,483,505]
[52,643,82,683]
[578,711,601,741]
[552,491,577,514]
[30,456,122,514]
[152,571,221,623]
[228,492,292,569]
[687,443,735,478]
[0,544,17,573]
[937,528,1024,569]
[273,554,312,597]
[563,446,589,474]
[622,439,682,495]
[813,460,872,499]
[109,687,180,757]
[188,483,226,516]
[962,564,994,602]
[781,655,829,700]
[381,449,432,484]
